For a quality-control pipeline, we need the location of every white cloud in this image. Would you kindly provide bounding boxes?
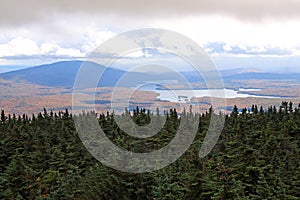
[292,49,300,56]
[0,38,86,59]
[81,28,116,53]
[223,44,232,52]
[0,2,300,71]
[151,15,300,59]
[0,37,40,57]
[40,43,60,54]
[55,48,85,58]
[1,12,300,60]
[246,47,267,54]
[126,50,145,58]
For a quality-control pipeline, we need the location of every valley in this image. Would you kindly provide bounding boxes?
[0,61,299,115]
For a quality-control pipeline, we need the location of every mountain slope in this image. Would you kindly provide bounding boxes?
[0,61,126,88]
[0,61,201,88]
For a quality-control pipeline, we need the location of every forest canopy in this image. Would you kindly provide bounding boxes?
[0,102,299,199]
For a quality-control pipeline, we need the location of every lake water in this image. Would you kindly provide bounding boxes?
[135,85,279,103]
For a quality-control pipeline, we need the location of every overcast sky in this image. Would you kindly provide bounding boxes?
[1,0,300,72]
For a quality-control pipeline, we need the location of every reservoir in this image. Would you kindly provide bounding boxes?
[134,84,279,103]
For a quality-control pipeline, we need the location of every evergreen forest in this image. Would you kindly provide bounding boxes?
[0,102,299,199]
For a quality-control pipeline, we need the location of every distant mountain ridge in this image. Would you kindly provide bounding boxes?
[182,68,300,82]
[0,61,192,88]
[1,61,300,88]
[223,72,300,81]
[0,61,126,88]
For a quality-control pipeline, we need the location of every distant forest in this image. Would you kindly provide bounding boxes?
[0,102,299,199]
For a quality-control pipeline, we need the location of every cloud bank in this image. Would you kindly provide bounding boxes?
[1,0,300,27]
[1,0,300,72]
